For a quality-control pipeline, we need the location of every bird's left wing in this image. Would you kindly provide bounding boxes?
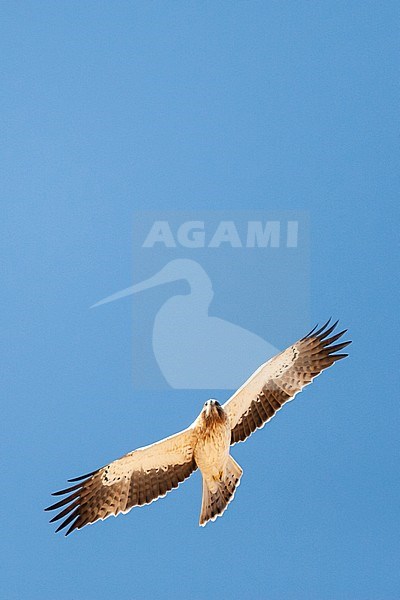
[46,426,197,535]
[223,320,351,445]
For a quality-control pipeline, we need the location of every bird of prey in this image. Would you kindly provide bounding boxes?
[46,320,350,534]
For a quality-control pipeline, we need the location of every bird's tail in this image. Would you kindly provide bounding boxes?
[199,455,243,526]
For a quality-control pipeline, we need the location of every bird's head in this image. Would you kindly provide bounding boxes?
[202,399,225,421]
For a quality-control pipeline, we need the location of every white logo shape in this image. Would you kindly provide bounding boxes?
[92,259,279,389]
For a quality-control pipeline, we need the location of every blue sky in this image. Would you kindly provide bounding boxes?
[2,2,399,599]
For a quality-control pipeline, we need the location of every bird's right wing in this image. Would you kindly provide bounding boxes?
[46,426,197,535]
[223,320,351,445]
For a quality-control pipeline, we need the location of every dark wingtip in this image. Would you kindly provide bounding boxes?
[327,340,352,354]
[65,522,78,536]
[313,318,332,337]
[318,319,351,360]
[319,319,339,340]
[49,513,65,524]
[54,510,79,534]
[67,470,96,483]
[45,492,78,512]
[304,318,351,341]
[302,322,319,339]
[51,482,82,496]
[54,522,65,533]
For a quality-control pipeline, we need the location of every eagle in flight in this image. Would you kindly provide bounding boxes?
[46,320,350,534]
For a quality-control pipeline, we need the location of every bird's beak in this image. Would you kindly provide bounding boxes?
[205,403,211,417]
[91,267,177,308]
